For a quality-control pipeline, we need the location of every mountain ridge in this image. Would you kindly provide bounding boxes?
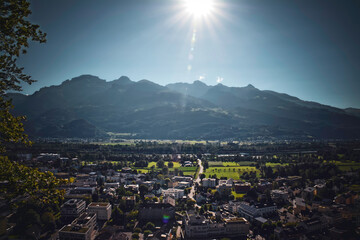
[8,75,360,140]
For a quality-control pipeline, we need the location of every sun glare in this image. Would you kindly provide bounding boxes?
[185,0,215,18]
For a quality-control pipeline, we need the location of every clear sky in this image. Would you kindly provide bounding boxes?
[19,0,360,109]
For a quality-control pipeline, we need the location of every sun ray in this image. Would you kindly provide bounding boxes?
[184,0,215,18]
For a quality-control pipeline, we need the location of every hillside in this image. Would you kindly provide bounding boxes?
[8,75,360,140]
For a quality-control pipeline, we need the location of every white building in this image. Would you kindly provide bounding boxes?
[237,202,277,221]
[184,212,249,239]
[87,202,112,221]
[162,188,185,200]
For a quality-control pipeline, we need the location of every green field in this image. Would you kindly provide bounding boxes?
[265,163,289,167]
[208,161,255,167]
[232,191,246,200]
[204,166,259,179]
[135,161,197,175]
[323,160,360,171]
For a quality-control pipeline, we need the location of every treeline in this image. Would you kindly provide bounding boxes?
[8,140,360,160]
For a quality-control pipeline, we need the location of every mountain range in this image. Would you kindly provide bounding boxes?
[8,74,360,140]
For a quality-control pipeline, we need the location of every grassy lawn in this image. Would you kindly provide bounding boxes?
[204,166,259,180]
[208,161,255,167]
[265,163,289,167]
[135,161,196,175]
[232,191,245,199]
[208,161,225,167]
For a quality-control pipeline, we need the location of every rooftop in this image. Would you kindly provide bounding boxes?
[61,224,89,234]
[88,202,110,207]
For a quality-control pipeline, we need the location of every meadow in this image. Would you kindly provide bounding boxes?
[323,160,360,171]
[204,166,260,179]
[135,161,197,176]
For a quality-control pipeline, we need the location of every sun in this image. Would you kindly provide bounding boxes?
[185,0,215,18]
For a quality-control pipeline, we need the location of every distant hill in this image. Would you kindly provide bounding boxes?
[8,75,360,140]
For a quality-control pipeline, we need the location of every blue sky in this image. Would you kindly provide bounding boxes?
[19,0,360,108]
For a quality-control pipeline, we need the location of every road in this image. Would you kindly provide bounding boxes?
[188,159,203,201]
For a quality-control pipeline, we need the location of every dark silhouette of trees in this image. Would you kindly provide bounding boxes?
[1,0,46,152]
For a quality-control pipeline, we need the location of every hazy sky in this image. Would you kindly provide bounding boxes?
[19,0,360,108]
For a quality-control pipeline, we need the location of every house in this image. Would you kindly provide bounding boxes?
[87,202,112,221]
[183,161,193,167]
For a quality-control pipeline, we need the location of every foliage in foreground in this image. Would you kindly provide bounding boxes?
[0,0,46,152]
[0,156,67,206]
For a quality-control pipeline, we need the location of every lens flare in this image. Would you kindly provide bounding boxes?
[163,214,170,223]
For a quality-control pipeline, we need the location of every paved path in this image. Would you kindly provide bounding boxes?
[188,159,203,203]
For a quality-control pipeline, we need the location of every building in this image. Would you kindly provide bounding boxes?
[184,212,249,239]
[177,181,191,189]
[234,182,251,193]
[237,202,277,221]
[59,212,97,240]
[224,217,250,238]
[271,189,289,203]
[202,178,216,188]
[172,176,193,183]
[70,187,96,195]
[164,195,176,207]
[139,202,175,221]
[299,218,324,234]
[162,188,184,200]
[293,197,306,214]
[124,184,139,192]
[216,182,232,196]
[61,199,86,219]
[104,182,120,189]
[87,202,112,221]
[302,187,316,201]
[122,196,136,208]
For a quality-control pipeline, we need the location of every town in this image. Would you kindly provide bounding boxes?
[1,140,360,240]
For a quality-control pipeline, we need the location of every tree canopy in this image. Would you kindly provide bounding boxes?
[0,0,46,152]
[0,156,67,206]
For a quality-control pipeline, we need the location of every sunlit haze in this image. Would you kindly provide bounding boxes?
[18,0,360,109]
